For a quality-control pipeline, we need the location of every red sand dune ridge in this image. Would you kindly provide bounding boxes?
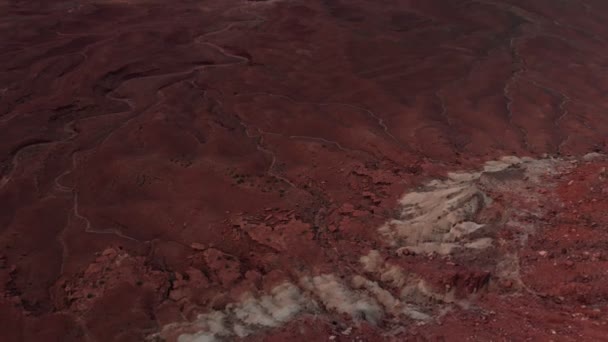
[0,0,607,341]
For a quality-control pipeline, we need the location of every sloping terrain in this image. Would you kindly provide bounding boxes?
[0,1,607,341]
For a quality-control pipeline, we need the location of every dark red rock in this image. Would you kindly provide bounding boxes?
[1,0,608,341]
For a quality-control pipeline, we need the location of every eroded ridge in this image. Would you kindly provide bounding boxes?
[153,154,594,341]
[161,282,315,342]
[380,156,571,255]
[158,272,434,342]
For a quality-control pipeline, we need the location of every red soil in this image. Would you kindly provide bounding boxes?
[0,0,607,341]
[407,158,608,342]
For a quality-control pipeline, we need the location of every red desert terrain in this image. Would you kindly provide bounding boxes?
[1,0,608,341]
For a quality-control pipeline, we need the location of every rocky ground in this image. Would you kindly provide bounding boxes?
[1,0,607,341]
